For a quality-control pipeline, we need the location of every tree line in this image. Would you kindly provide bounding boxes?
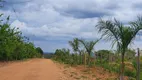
[53,16,142,80]
[0,14,43,61]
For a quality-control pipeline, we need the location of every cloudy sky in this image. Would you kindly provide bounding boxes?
[0,0,142,52]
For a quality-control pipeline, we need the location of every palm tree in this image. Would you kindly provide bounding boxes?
[69,38,81,64]
[69,38,80,53]
[79,39,99,66]
[96,17,142,80]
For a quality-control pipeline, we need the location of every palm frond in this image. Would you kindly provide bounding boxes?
[96,16,142,53]
[68,38,80,52]
[96,18,121,50]
[79,39,99,55]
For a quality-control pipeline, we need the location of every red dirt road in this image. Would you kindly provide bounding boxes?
[0,59,61,80]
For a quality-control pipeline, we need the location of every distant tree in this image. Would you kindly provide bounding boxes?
[96,50,113,62]
[79,39,99,66]
[54,48,71,64]
[69,38,82,64]
[125,49,135,60]
[36,47,43,55]
[69,38,80,54]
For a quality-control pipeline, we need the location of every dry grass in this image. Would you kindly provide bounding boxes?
[56,62,130,80]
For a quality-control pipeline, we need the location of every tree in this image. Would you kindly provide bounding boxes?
[96,50,113,63]
[79,39,99,66]
[125,49,135,60]
[96,17,142,80]
[69,38,81,64]
[54,48,71,64]
[0,14,42,61]
[36,47,43,56]
[69,38,80,53]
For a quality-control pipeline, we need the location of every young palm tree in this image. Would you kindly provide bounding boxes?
[69,38,80,53]
[96,17,142,80]
[69,38,81,64]
[79,39,99,66]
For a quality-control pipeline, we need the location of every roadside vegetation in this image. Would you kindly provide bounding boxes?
[53,16,142,80]
[0,14,43,61]
[0,0,141,80]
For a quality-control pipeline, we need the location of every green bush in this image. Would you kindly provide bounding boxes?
[53,48,83,66]
[0,14,42,61]
[95,60,136,78]
[124,68,136,78]
[140,57,142,80]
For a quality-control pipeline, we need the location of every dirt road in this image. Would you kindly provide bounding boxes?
[0,59,122,80]
[0,59,62,80]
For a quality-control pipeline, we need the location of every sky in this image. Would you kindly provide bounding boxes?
[0,0,142,52]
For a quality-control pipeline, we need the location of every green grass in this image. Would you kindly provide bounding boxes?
[95,60,136,78]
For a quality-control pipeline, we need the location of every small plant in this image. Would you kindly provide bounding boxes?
[92,74,96,77]
[124,68,136,78]
[81,75,88,79]
[128,77,136,80]
[96,78,101,80]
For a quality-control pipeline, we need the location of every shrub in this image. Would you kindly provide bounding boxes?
[0,14,42,61]
[53,48,83,66]
[124,68,136,78]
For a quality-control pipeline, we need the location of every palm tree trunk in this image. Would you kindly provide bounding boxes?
[88,56,90,66]
[79,52,81,64]
[136,48,140,80]
[88,53,91,67]
[108,53,110,63]
[120,51,125,80]
[84,53,86,66]
[79,51,82,64]
[75,52,78,64]
[100,54,102,63]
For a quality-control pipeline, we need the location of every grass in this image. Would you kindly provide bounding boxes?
[81,75,88,79]
[53,52,142,80]
[95,60,136,79]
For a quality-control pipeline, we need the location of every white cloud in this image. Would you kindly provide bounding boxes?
[2,0,142,52]
[11,17,100,39]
